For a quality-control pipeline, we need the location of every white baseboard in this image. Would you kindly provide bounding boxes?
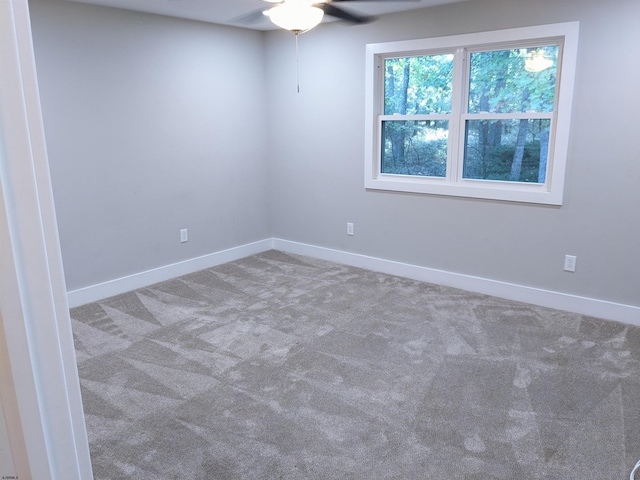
[67,237,640,326]
[66,239,274,308]
[272,239,640,327]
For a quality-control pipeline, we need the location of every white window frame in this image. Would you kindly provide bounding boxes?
[364,22,580,205]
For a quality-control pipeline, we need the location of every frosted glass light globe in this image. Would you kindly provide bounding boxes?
[267,2,324,33]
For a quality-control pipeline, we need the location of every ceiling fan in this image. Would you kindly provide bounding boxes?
[237,0,419,33]
[237,0,418,93]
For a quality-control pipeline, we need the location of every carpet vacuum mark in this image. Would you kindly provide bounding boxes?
[70,250,640,479]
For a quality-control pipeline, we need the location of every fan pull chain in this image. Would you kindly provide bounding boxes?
[295,32,300,93]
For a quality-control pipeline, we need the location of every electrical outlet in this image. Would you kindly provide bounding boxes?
[180,229,188,243]
[347,223,354,236]
[564,254,576,272]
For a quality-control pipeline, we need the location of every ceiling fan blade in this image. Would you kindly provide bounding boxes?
[331,0,421,2]
[318,3,372,24]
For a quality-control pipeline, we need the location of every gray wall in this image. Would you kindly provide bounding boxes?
[266,0,640,307]
[30,0,271,291]
[29,0,640,309]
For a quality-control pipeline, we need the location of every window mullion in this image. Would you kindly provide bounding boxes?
[463,112,554,120]
[448,47,466,184]
[379,114,451,121]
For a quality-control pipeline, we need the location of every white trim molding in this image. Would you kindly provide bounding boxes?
[0,0,93,477]
[67,239,274,307]
[272,239,640,327]
[68,237,639,326]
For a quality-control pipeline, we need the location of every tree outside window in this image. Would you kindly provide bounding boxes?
[365,23,579,205]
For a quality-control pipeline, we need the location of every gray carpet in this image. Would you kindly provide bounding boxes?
[70,250,640,479]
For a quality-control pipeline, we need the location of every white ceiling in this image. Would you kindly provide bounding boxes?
[65,0,471,30]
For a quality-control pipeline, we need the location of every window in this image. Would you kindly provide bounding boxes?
[364,22,579,205]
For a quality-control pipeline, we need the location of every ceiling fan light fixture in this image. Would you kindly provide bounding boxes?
[267,2,324,33]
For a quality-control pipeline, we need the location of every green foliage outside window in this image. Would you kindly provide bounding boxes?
[384,54,453,115]
[382,46,559,183]
[468,47,558,114]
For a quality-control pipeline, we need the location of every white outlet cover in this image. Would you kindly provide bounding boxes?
[564,255,576,272]
[347,223,354,236]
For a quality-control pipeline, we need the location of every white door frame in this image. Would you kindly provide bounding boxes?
[0,0,92,477]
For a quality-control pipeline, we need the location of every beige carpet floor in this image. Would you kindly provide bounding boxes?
[70,250,640,479]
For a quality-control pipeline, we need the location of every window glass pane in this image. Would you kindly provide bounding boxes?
[468,46,559,114]
[463,119,551,183]
[381,120,448,177]
[384,54,454,115]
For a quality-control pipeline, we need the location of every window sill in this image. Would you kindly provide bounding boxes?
[365,176,564,205]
